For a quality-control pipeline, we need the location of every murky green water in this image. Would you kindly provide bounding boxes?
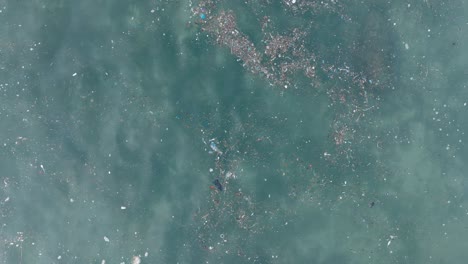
[1,0,468,263]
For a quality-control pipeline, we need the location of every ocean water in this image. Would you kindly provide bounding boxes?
[1,0,468,263]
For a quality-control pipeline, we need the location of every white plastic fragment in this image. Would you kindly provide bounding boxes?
[132,256,141,264]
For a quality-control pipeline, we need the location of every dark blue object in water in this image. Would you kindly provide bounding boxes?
[212,179,223,191]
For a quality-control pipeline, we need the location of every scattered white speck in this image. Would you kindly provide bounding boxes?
[404,43,409,50]
[72,72,77,77]
[103,236,110,242]
[121,206,126,210]
[209,168,213,172]
[70,198,74,203]
[101,260,106,264]
[464,102,467,106]
[151,9,155,13]
[4,197,9,202]
[144,252,148,257]
[292,0,296,3]
[57,255,61,260]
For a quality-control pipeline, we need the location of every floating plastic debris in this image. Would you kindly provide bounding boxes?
[225,171,236,179]
[212,179,223,191]
[209,141,223,155]
[132,256,141,264]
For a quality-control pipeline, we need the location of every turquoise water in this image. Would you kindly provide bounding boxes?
[1,0,468,263]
